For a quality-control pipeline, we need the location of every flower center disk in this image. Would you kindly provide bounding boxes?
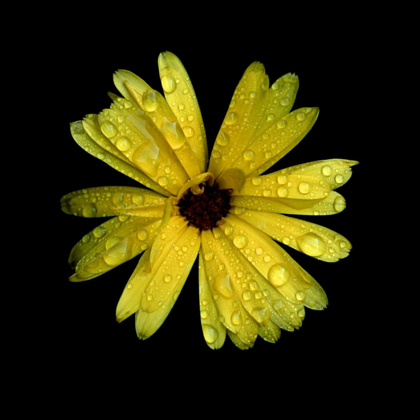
[178,184,232,230]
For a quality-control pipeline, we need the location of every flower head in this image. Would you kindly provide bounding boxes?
[61,52,357,349]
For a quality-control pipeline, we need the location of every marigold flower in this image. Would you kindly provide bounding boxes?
[61,51,357,349]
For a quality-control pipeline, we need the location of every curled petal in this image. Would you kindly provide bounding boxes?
[232,209,351,262]
[198,252,226,349]
[61,186,166,217]
[69,217,162,281]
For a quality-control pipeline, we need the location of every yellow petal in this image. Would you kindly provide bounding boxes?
[69,217,162,281]
[61,186,166,218]
[235,168,331,201]
[70,120,169,196]
[208,62,269,179]
[116,249,152,322]
[140,219,200,313]
[135,220,201,338]
[233,209,351,262]
[158,51,208,173]
[198,252,226,349]
[113,70,152,105]
[230,190,348,216]
[221,214,327,312]
[227,330,255,350]
[218,107,319,183]
[96,98,189,195]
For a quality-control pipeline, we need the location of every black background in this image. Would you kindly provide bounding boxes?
[26,16,384,404]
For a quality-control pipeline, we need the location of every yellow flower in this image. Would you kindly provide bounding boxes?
[61,51,357,350]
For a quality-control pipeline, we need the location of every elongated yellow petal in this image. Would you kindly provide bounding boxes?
[233,209,351,262]
[113,69,152,105]
[235,168,331,201]
[221,214,327,311]
[116,249,152,322]
[61,186,166,218]
[70,120,169,196]
[69,217,162,281]
[208,62,269,179]
[198,252,226,349]
[135,220,201,339]
[230,190,348,216]
[141,220,200,313]
[97,98,189,195]
[218,107,319,184]
[158,51,208,173]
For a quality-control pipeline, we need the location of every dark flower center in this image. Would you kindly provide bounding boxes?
[178,184,232,230]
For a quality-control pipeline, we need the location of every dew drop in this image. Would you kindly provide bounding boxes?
[132,194,145,206]
[103,237,129,266]
[225,112,238,125]
[334,196,346,212]
[263,189,271,197]
[277,120,287,129]
[93,226,106,238]
[100,120,118,138]
[243,150,255,161]
[202,324,218,344]
[82,234,91,244]
[164,274,172,283]
[200,310,208,319]
[280,97,290,106]
[216,131,230,146]
[297,233,327,257]
[298,182,311,194]
[296,112,306,121]
[296,291,305,301]
[116,137,132,152]
[251,307,269,324]
[214,272,234,298]
[137,230,148,241]
[224,226,233,236]
[255,247,263,255]
[322,165,332,176]
[335,174,345,184]
[204,252,214,261]
[267,264,290,286]
[277,187,289,198]
[233,235,248,249]
[143,90,159,112]
[183,126,195,138]
[277,174,288,185]
[82,203,97,217]
[252,177,262,186]
[161,75,177,93]
[158,176,169,186]
[242,291,252,301]
[231,310,242,326]
[266,113,275,122]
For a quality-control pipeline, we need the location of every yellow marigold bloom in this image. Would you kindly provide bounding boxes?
[61,51,357,350]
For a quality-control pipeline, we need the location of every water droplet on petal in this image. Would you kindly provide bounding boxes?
[83,203,97,217]
[100,120,118,138]
[204,252,214,261]
[132,194,144,206]
[103,237,130,266]
[242,291,252,301]
[202,324,219,344]
[233,235,248,249]
[214,272,234,298]
[93,226,106,238]
[216,131,230,146]
[200,310,208,319]
[322,165,332,176]
[164,274,172,283]
[183,126,195,138]
[243,150,255,161]
[158,176,169,186]
[137,230,148,241]
[277,120,287,129]
[296,112,306,121]
[277,174,288,185]
[268,264,290,286]
[231,310,242,325]
[252,177,262,186]
[298,182,311,194]
[280,97,290,106]
[334,196,346,212]
[335,174,344,184]
[296,291,305,301]
[277,187,289,197]
[225,112,238,125]
[116,137,132,152]
[297,233,327,257]
[251,307,269,324]
[161,75,177,93]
